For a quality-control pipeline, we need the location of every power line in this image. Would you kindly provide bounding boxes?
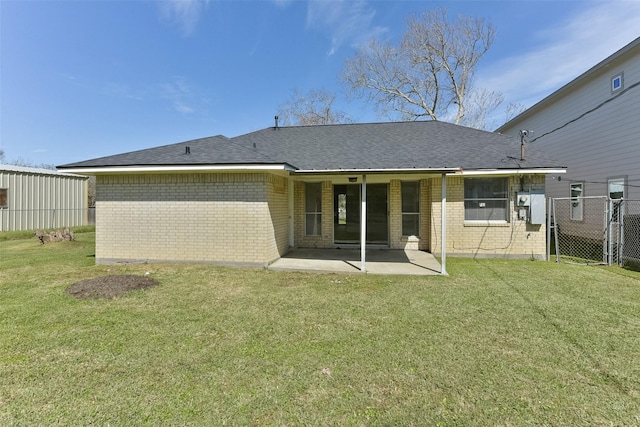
[560,180,640,189]
[529,79,640,143]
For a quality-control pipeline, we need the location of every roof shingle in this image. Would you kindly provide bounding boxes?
[58,121,565,171]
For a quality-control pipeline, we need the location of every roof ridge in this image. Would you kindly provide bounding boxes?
[242,119,446,133]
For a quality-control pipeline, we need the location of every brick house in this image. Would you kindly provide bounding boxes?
[58,121,565,271]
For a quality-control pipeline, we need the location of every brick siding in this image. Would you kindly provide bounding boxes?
[95,173,289,265]
[429,175,547,258]
[95,172,547,265]
[293,175,546,258]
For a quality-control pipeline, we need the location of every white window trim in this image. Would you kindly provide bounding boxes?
[611,72,624,93]
[570,182,584,221]
[305,182,322,236]
[608,177,625,200]
[401,181,420,237]
[463,177,510,223]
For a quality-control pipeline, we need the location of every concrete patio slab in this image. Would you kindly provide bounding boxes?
[268,248,442,275]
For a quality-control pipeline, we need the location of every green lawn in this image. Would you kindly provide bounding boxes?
[1,232,640,426]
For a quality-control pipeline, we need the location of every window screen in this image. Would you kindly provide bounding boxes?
[570,182,583,221]
[464,178,509,221]
[305,183,322,235]
[401,181,420,236]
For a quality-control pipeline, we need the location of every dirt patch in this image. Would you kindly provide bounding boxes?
[67,275,159,299]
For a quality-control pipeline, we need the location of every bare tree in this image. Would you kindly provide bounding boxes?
[278,89,353,126]
[88,176,96,207]
[460,87,504,130]
[503,102,527,124]
[342,8,501,128]
[7,157,56,170]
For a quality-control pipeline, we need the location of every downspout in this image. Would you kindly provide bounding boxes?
[441,173,448,275]
[360,174,367,272]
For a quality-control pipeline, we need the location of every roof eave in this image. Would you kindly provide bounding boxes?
[292,167,463,175]
[459,168,566,176]
[58,163,297,175]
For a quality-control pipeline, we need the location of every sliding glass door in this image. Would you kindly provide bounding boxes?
[333,184,388,245]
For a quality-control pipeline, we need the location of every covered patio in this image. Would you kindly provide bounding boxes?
[268,248,442,275]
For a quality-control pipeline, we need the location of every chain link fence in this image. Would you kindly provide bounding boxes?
[620,200,640,268]
[551,197,640,267]
[0,208,95,232]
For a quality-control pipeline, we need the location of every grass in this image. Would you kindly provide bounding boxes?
[1,232,640,425]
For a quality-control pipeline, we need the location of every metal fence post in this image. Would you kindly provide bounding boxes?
[547,197,552,262]
[617,200,624,266]
[552,198,560,263]
[607,198,613,266]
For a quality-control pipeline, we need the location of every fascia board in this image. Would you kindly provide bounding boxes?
[293,167,463,175]
[58,164,297,175]
[459,168,566,176]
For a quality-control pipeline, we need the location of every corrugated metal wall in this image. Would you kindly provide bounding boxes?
[0,167,88,231]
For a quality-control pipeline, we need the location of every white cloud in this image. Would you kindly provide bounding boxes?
[306,0,387,55]
[478,1,640,109]
[159,0,210,37]
[103,82,144,101]
[271,0,294,8]
[160,76,201,115]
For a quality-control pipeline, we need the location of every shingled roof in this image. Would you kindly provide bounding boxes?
[58,135,281,168]
[58,121,564,172]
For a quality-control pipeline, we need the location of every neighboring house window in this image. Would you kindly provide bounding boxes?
[570,182,584,221]
[609,178,625,222]
[401,181,420,236]
[0,189,7,208]
[611,73,624,93]
[464,178,509,221]
[305,183,322,235]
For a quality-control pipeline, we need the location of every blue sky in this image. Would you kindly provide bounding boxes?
[1,0,639,166]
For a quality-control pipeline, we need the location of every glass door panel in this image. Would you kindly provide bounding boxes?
[333,184,388,245]
[334,184,360,243]
[366,184,389,244]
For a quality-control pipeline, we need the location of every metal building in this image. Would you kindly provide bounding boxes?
[0,165,89,231]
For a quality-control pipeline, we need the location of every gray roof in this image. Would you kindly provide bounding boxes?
[58,121,565,172]
[58,135,280,168]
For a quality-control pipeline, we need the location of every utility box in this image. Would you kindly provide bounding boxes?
[516,190,545,224]
[529,190,545,225]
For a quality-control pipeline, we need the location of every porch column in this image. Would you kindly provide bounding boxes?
[360,174,367,272]
[441,173,448,275]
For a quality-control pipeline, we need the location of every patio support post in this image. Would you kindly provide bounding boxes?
[441,173,448,275]
[361,174,367,272]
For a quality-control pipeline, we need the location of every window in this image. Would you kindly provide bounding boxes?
[570,182,584,221]
[0,189,7,208]
[611,73,624,93]
[464,178,509,221]
[401,181,420,236]
[305,183,322,235]
[609,178,625,222]
[608,178,624,200]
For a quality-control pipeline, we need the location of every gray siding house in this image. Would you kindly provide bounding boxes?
[498,37,640,203]
[0,165,89,231]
